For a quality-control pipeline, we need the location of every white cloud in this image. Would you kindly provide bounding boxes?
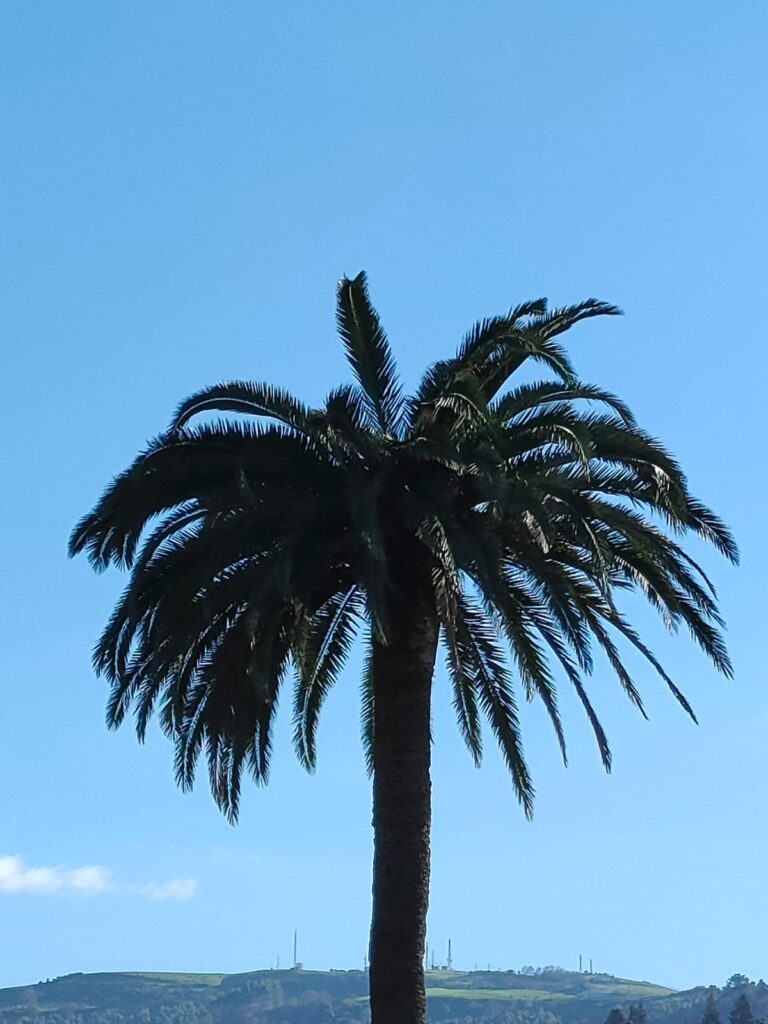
[141,878,198,901]
[0,855,197,901]
[66,865,114,894]
[0,855,111,895]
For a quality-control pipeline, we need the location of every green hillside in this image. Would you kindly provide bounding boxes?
[0,968,762,1024]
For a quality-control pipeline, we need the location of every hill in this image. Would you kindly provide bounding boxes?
[0,968,765,1024]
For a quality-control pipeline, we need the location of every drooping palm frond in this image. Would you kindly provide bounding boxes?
[293,587,364,770]
[491,380,636,427]
[68,422,332,570]
[360,630,376,778]
[71,273,735,821]
[169,380,316,435]
[174,595,295,822]
[538,299,623,340]
[442,615,483,768]
[452,593,534,816]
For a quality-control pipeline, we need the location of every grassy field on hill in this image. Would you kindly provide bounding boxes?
[126,975,229,987]
[425,987,571,1001]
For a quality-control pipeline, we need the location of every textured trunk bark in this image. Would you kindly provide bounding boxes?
[368,580,439,1024]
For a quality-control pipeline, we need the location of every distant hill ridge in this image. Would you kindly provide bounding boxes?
[1,968,765,1024]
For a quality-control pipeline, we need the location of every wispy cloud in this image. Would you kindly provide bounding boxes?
[0,855,197,901]
[141,878,198,901]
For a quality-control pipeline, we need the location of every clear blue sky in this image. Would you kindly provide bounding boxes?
[1,0,766,993]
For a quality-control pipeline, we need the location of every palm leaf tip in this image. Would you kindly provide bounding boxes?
[685,499,739,564]
[68,508,113,569]
[67,514,92,560]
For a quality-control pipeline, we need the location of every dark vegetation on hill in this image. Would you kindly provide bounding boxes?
[1,970,766,1024]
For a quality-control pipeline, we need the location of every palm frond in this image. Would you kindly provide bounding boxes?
[322,385,382,463]
[293,588,363,770]
[442,618,483,767]
[68,422,330,570]
[176,601,294,822]
[456,301,548,364]
[570,676,612,771]
[479,335,577,399]
[492,380,636,427]
[360,630,375,778]
[454,594,533,817]
[169,381,314,435]
[537,299,623,340]
[454,523,569,766]
[336,272,403,435]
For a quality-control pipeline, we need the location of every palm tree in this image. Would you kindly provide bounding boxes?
[70,273,736,1024]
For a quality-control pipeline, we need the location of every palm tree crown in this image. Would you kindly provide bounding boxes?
[70,272,736,822]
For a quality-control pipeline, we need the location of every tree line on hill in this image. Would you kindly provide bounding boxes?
[603,978,768,1024]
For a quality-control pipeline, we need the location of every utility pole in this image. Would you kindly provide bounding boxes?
[293,930,298,968]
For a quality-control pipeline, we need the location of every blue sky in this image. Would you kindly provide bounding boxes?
[1,0,766,993]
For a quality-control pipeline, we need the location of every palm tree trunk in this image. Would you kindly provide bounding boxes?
[368,582,439,1024]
